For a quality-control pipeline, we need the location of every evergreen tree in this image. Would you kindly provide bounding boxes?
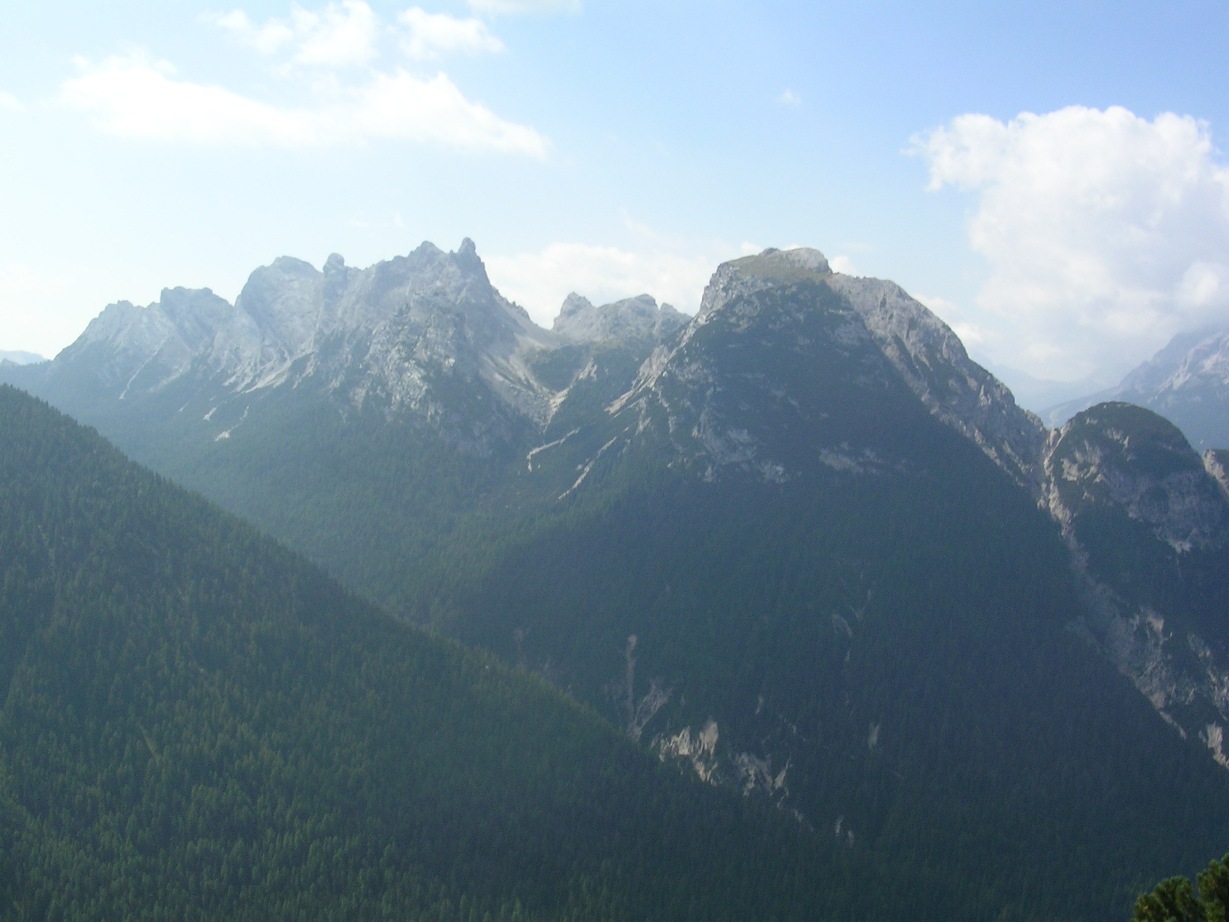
[1132,856,1229,922]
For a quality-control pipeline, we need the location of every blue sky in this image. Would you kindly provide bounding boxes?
[3,1,1228,405]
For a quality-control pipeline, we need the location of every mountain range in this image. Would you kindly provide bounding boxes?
[0,350,44,366]
[4,240,1229,920]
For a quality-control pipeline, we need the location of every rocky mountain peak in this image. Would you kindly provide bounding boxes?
[1120,327,1229,394]
[29,241,557,438]
[693,248,831,325]
[553,292,686,344]
[618,247,1046,491]
[1044,402,1229,551]
[733,246,832,279]
[232,257,324,359]
[556,292,594,320]
[455,236,483,274]
[0,350,45,366]
[54,289,236,394]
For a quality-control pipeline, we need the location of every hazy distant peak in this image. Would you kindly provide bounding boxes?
[556,292,595,319]
[0,350,47,366]
[553,292,685,343]
[157,287,234,344]
[457,236,480,262]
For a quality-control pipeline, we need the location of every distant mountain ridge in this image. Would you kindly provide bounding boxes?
[0,350,45,366]
[6,240,1229,920]
[1044,325,1229,450]
[1117,326,1229,450]
[55,241,551,437]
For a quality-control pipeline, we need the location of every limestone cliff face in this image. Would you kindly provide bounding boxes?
[42,241,559,452]
[1205,448,1229,500]
[552,292,687,345]
[1043,403,1229,758]
[824,271,1046,495]
[1045,403,1229,551]
[603,247,1045,490]
[55,288,235,395]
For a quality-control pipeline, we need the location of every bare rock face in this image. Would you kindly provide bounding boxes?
[222,256,324,382]
[824,272,1046,496]
[552,293,687,345]
[44,241,558,443]
[606,247,1046,490]
[1045,402,1229,552]
[1043,402,1229,755]
[1206,449,1229,501]
[55,288,236,395]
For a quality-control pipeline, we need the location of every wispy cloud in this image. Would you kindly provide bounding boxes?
[914,105,1229,381]
[465,0,581,14]
[60,50,548,156]
[206,0,379,68]
[59,1,548,157]
[828,254,858,275]
[0,91,23,112]
[779,88,801,108]
[397,8,504,60]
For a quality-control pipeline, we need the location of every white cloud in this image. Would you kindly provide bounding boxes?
[0,91,24,112]
[350,68,546,154]
[485,242,714,328]
[397,8,504,60]
[59,51,548,156]
[780,88,801,108]
[206,10,296,55]
[828,254,858,275]
[61,52,313,144]
[208,0,378,68]
[915,105,1229,382]
[465,0,581,15]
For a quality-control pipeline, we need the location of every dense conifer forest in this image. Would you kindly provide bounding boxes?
[0,384,856,920]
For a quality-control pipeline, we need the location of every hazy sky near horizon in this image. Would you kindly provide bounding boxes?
[3,1,1229,396]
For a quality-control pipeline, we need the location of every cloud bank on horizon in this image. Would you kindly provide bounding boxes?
[916,106,1229,384]
[1,0,1227,399]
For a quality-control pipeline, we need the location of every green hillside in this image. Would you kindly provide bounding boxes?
[0,384,849,921]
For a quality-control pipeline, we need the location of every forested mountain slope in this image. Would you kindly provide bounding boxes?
[0,384,854,921]
[434,255,1229,920]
